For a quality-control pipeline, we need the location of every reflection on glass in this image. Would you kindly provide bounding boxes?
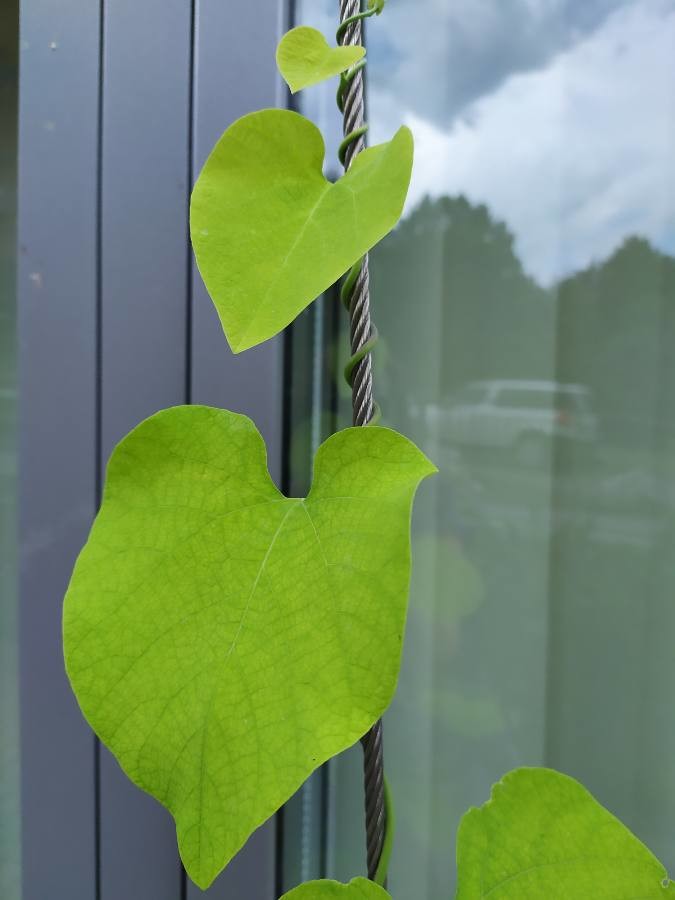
[0,1,19,897]
[290,0,675,896]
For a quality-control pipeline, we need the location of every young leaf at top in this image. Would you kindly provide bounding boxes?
[190,109,413,353]
[456,768,675,898]
[281,878,390,899]
[277,26,365,93]
[63,406,435,889]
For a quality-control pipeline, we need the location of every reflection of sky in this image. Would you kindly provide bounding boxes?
[370,0,675,284]
[300,0,675,285]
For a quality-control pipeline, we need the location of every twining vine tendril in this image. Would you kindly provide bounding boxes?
[337,1,383,428]
[337,0,388,884]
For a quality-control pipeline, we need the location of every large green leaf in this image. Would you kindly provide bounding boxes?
[63,406,435,889]
[190,110,413,353]
[456,768,675,898]
[276,26,365,93]
[282,878,390,899]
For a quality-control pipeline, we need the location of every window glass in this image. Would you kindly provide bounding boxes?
[449,383,488,406]
[493,386,552,408]
[291,1,675,897]
[0,1,20,896]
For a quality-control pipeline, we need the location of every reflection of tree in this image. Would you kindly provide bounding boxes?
[558,236,675,447]
[371,195,675,450]
[370,195,554,417]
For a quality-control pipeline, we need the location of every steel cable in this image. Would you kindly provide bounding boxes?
[337,0,386,883]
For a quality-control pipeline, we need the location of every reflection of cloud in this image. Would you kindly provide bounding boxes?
[370,0,675,284]
[369,0,632,128]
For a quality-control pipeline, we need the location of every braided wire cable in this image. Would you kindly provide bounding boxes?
[337,0,387,882]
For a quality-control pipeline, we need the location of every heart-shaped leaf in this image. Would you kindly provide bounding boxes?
[277,26,365,93]
[190,110,413,353]
[63,406,435,889]
[457,768,675,898]
[282,878,390,899]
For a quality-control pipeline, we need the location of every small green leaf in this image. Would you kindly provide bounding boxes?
[456,768,675,898]
[190,110,413,353]
[63,406,435,889]
[368,0,386,13]
[277,26,365,93]
[281,878,390,899]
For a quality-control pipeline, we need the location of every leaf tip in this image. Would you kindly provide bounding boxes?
[192,871,215,892]
[394,123,415,157]
[415,450,439,483]
[225,329,249,355]
[366,426,438,485]
[179,837,225,892]
[404,434,438,481]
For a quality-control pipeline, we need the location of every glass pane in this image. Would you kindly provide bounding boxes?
[0,1,20,896]
[290,0,675,896]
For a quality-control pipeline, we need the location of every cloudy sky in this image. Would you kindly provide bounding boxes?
[301,0,675,284]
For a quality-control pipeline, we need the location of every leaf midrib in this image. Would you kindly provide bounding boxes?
[480,855,666,898]
[236,181,331,348]
[235,137,396,349]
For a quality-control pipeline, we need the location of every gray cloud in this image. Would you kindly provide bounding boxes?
[296,0,675,283]
[389,1,675,283]
[368,0,634,127]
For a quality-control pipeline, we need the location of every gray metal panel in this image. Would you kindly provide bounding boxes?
[97,1,193,897]
[17,1,101,897]
[190,0,285,484]
[19,0,289,895]
[187,0,287,896]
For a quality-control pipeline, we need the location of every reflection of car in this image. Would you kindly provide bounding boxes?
[423,380,598,463]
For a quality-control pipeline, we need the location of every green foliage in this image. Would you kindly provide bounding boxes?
[190,109,413,353]
[63,406,435,888]
[282,878,390,899]
[277,26,365,93]
[456,768,675,898]
[61,10,674,897]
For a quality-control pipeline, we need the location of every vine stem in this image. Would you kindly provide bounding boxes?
[337,0,388,885]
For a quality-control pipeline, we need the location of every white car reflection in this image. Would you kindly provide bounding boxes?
[419,379,599,464]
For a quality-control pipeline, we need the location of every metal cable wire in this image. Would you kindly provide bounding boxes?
[337,0,386,882]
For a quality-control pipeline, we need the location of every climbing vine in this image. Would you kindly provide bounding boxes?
[62,3,674,897]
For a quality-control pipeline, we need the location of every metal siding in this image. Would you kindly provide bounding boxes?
[190,0,285,485]
[19,0,288,895]
[187,0,287,896]
[97,1,193,896]
[17,1,101,897]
